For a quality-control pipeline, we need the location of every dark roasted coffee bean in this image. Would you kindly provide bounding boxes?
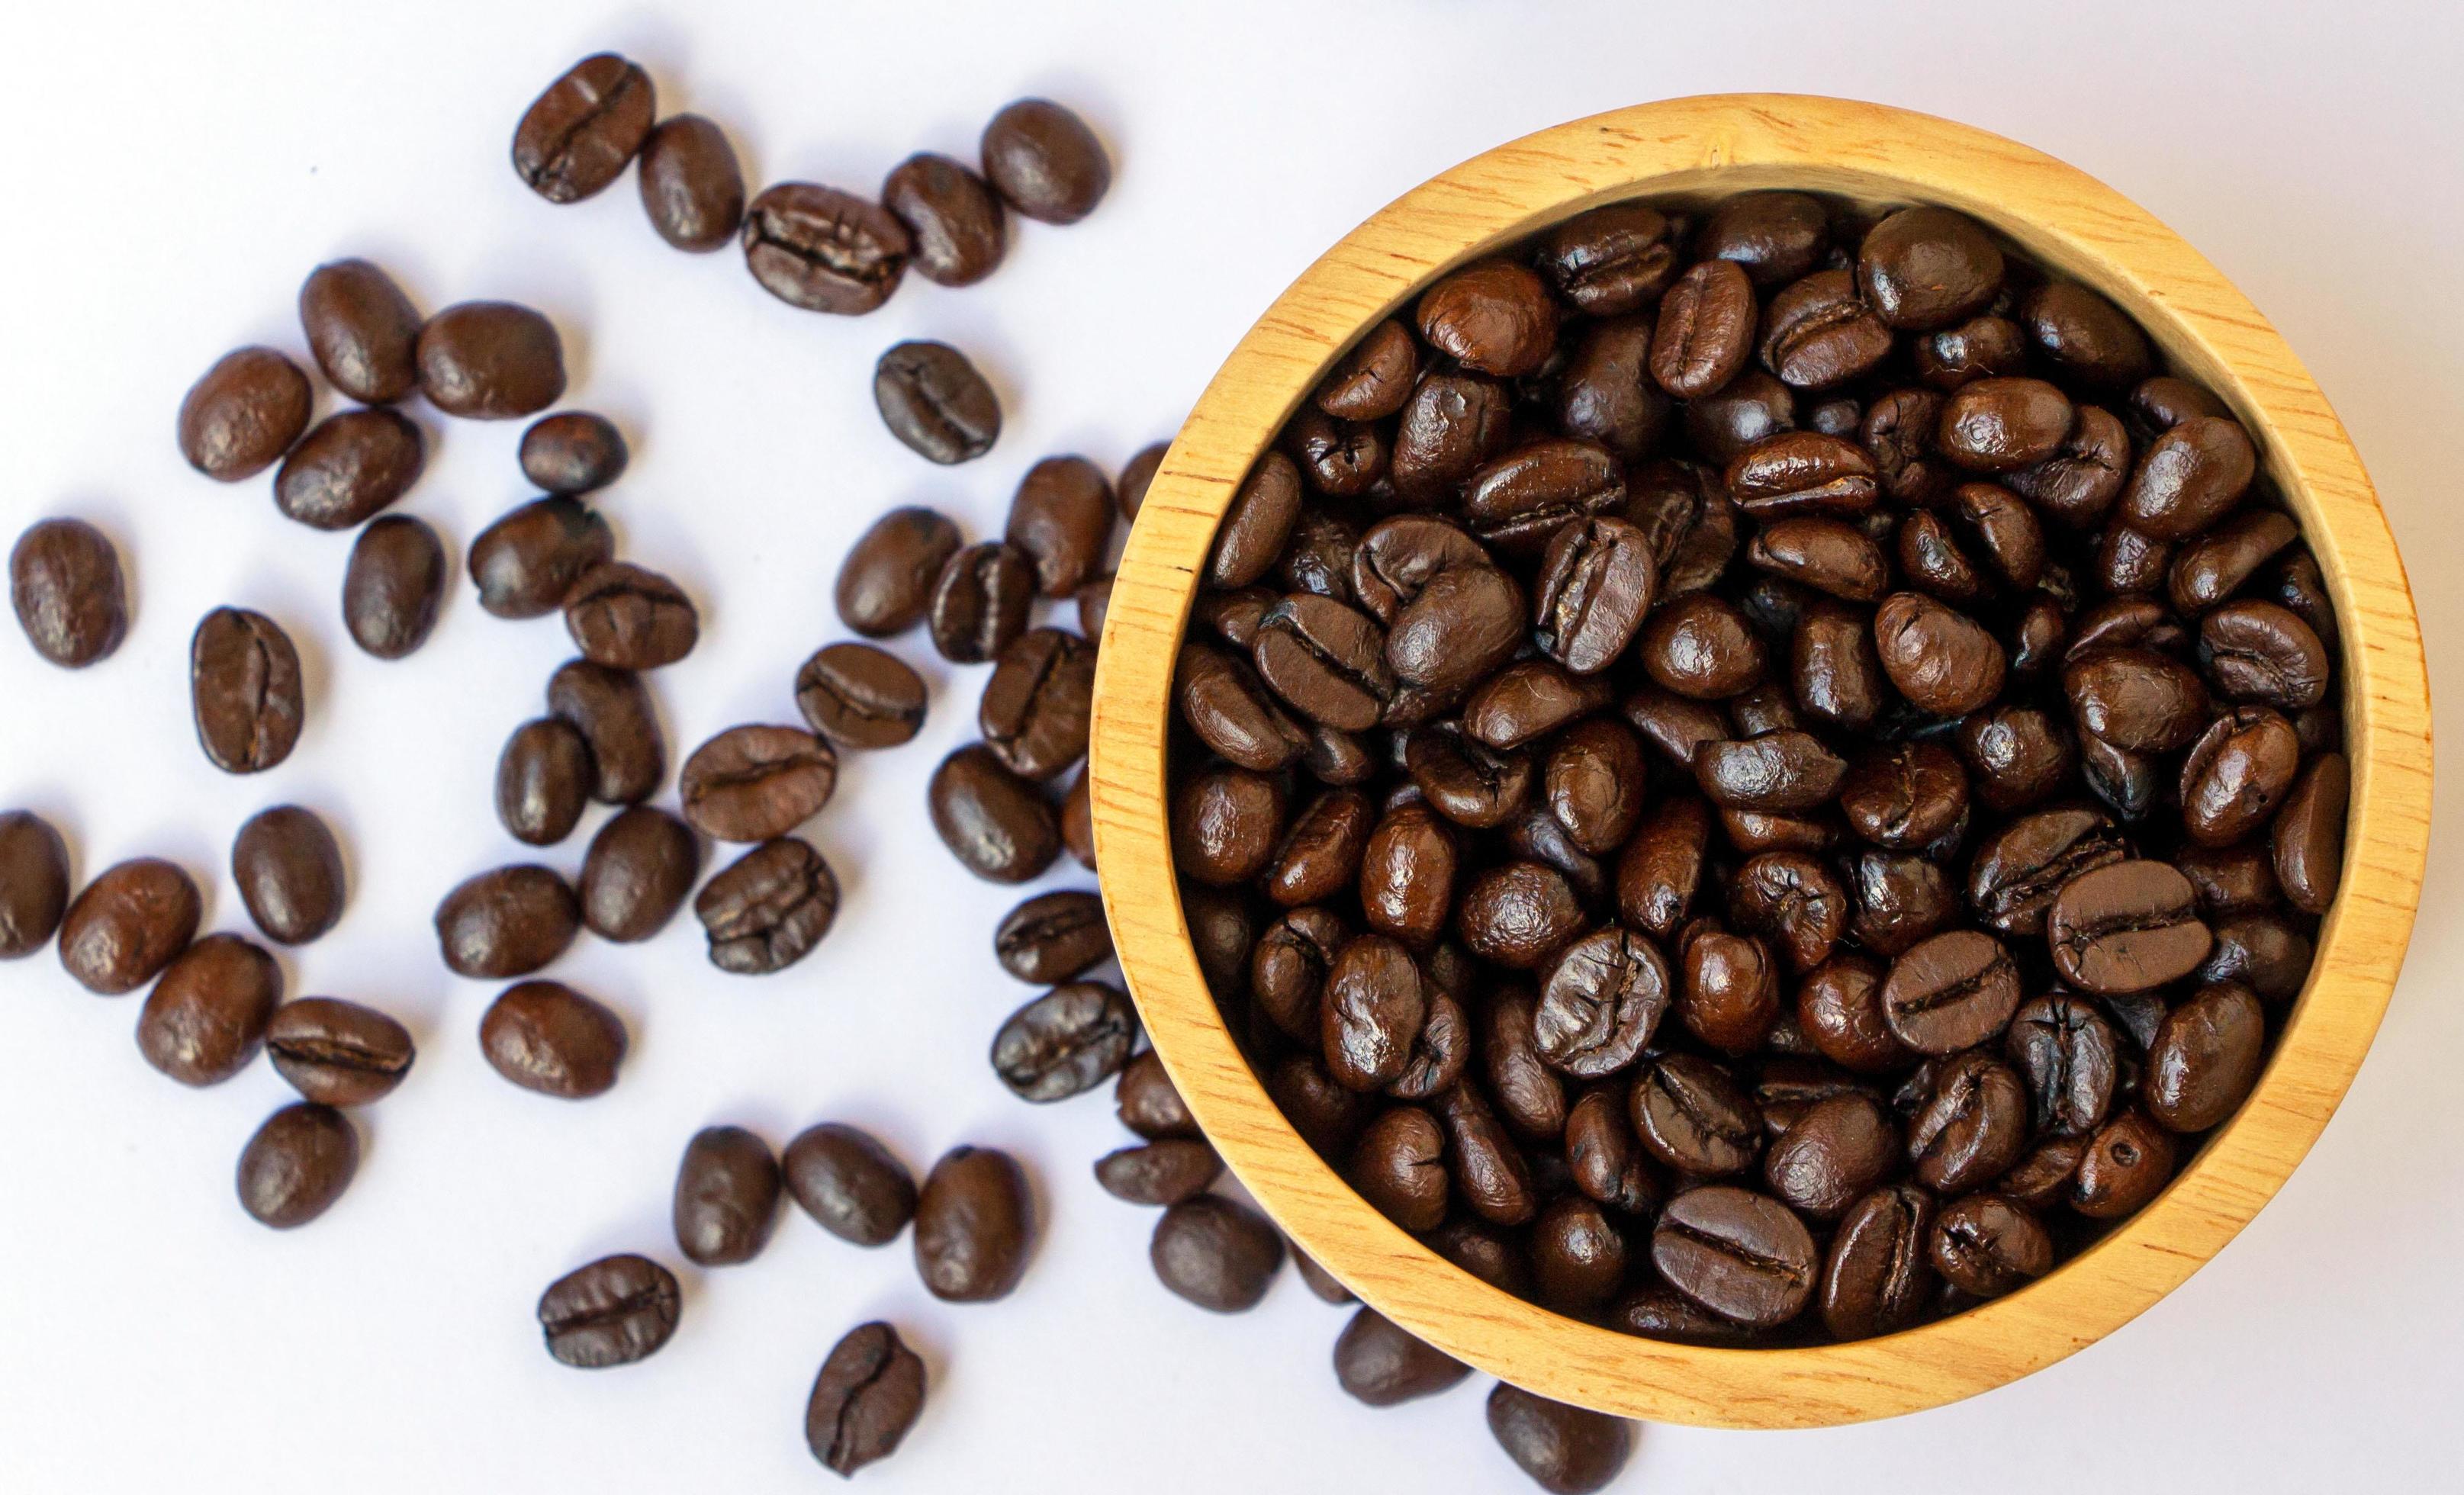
[1729,851,1848,973]
[11,518,127,667]
[1322,934,1427,1092]
[1937,378,2074,472]
[1388,989,1471,1100]
[1881,930,2020,1055]
[1698,190,1829,285]
[1684,368,1797,468]
[1253,907,1346,1040]
[2147,982,2266,1133]
[1118,1050,1198,1140]
[1456,862,1584,970]
[1968,806,2125,937]
[2129,375,2231,436]
[992,981,1139,1101]
[1350,1104,1448,1230]
[2179,706,2301,847]
[1610,1284,1764,1343]
[1539,201,1678,313]
[1748,516,1887,603]
[231,805,345,945]
[874,340,1000,465]
[1531,1194,1627,1314]
[1861,387,1950,506]
[1533,516,1655,674]
[1639,593,1767,700]
[980,98,1109,223]
[928,744,1060,883]
[2176,842,2282,919]
[577,806,698,943]
[2018,281,2151,387]
[806,1322,927,1477]
[1333,1307,1469,1406]
[436,866,577,979]
[1957,706,2073,812]
[1204,452,1304,591]
[636,113,745,250]
[1391,369,1514,499]
[1652,1184,1817,1326]
[2006,994,2118,1135]
[2200,599,2330,710]
[1728,431,1879,519]
[741,183,911,314]
[1694,731,1846,812]
[1150,1196,1284,1311]
[680,725,836,842]
[1404,725,1530,831]
[236,1102,358,1229]
[1838,741,1967,850]
[1897,510,1990,604]
[914,1145,1034,1300]
[2272,751,2348,915]
[2010,404,2131,529]
[883,151,1005,285]
[299,259,421,403]
[2047,860,2211,994]
[1115,441,1171,521]
[838,506,962,638]
[1316,320,1420,421]
[1906,1050,2027,1191]
[1177,641,1308,772]
[2072,1108,2178,1217]
[264,997,413,1106]
[1651,258,1755,397]
[1929,1194,2049,1297]
[496,717,593,847]
[1797,953,1907,1074]
[1915,314,2028,390]
[481,980,625,1098]
[981,628,1095,779]
[1357,801,1457,947]
[674,1125,782,1267]
[511,53,652,202]
[1264,790,1372,907]
[928,539,1037,661]
[137,934,280,1086]
[1285,407,1388,497]
[1554,316,1669,461]
[417,302,565,419]
[538,1254,679,1368]
[1252,593,1390,731]
[1385,563,1524,701]
[1483,988,1568,1142]
[1172,763,1284,886]
[1533,926,1669,1078]
[1858,206,2003,330]
[562,561,696,670]
[342,515,446,659]
[695,838,838,974]
[2121,416,2255,539]
[1463,661,1611,752]
[1292,1246,1355,1304]
[1564,1085,1658,1216]
[0,811,69,959]
[1678,921,1781,1053]
[2171,510,2298,614]
[179,347,311,481]
[994,890,1111,985]
[1420,259,1558,378]
[1761,268,1895,391]
[1820,1183,1935,1339]
[1008,455,1114,596]
[785,1124,917,1245]
[1096,1137,1222,1206]
[58,857,199,994]
[1764,1092,1896,1221]
[470,498,613,620]
[190,608,303,774]
[793,641,927,751]
[1874,592,2004,717]
[2000,1135,2087,1208]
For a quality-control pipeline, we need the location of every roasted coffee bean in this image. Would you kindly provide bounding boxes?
[2121,416,2255,539]
[2179,706,2301,847]
[1178,641,1307,771]
[785,1124,917,1245]
[993,889,1111,985]
[2018,281,2151,387]
[741,183,911,314]
[992,981,1139,1101]
[2201,600,2330,710]
[980,628,1095,780]
[58,857,198,994]
[1333,1307,1470,1406]
[1293,1247,1356,1304]
[1357,801,1457,947]
[468,498,613,620]
[838,506,961,638]
[1539,201,1678,314]
[2001,1135,2088,1209]
[179,346,311,481]
[481,980,625,1098]
[1150,1196,1285,1311]
[695,838,839,973]
[1879,930,2020,1055]
[1008,455,1114,597]
[341,515,446,659]
[538,1254,680,1368]
[417,302,565,419]
[1678,921,1781,1053]
[1874,592,2004,717]
[1764,1093,1896,1221]
[2130,375,2231,436]
[2072,1108,2177,1217]
[1172,764,1284,886]
[1430,1217,1533,1296]
[1389,989,1471,1100]
[1351,1104,1449,1230]
[236,1102,358,1229]
[1482,988,1568,1143]
[1463,661,1612,752]
[1456,862,1585,970]
[1533,516,1655,674]
[1533,927,1669,1078]
[299,259,421,404]
[512,53,652,202]
[1316,319,1420,421]
[1610,1284,1765,1343]
[1391,369,1514,499]
[1205,452,1304,591]
[1118,1050,1198,1140]
[1861,387,1949,505]
[1748,516,1887,602]
[1915,314,2028,390]
[137,934,280,1086]
[1285,407,1387,497]
[1531,1194,1627,1314]
[1385,563,1525,701]
[1639,593,1766,699]
[2176,843,2282,920]
[1096,1138,1222,1206]
[1819,1184,1935,1339]
[11,519,127,667]
[1957,706,2073,812]
[674,1125,782,1267]
[1969,806,2125,937]
[555,562,696,672]
[1693,731,1846,812]
[1938,378,2074,472]
[496,718,593,847]
[2171,510,2299,615]
[435,865,578,979]
[190,607,303,774]
[1185,883,1257,1002]
[1253,593,1391,731]
[789,642,926,752]
[874,340,1000,465]
[1683,368,1796,468]
[914,1144,1034,1301]
[1253,907,1346,1040]
[0,811,70,959]
[2006,994,2118,1135]
[1729,851,1848,973]
[1652,1185,1817,1326]
[1563,1085,1657,1216]
[578,806,699,943]
[806,1322,927,1477]
[1858,206,2003,330]
[1403,725,1530,831]
[1897,510,1990,604]
[1697,190,1829,285]
[274,408,429,532]
[680,725,836,842]
[1322,935,1427,1092]
[1796,953,1906,1074]
[928,744,1062,883]
[264,997,414,1106]
[1839,741,1967,850]
[980,98,1110,223]
[883,151,1005,285]
[1554,316,1669,461]
[1419,259,1558,378]
[1650,258,1755,397]
[1728,432,1879,519]
[2047,860,2211,995]
[2273,752,2348,915]
[2009,404,2131,530]
[1115,441,1171,520]
[1761,269,1895,391]
[1907,1050,2027,1191]
[1076,576,1113,640]
[1929,1194,2050,1297]
[1264,790,1372,907]
[928,539,1039,661]
[231,805,346,945]
[2147,982,2266,1133]
[637,114,745,251]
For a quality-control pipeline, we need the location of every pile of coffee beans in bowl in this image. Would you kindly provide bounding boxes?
[1169,191,2349,1343]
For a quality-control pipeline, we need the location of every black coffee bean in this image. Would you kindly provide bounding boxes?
[637,114,745,252]
[538,1253,680,1368]
[785,1124,917,1246]
[481,980,626,1098]
[58,857,199,994]
[471,499,614,619]
[929,744,1061,883]
[0,811,70,959]
[806,1322,927,1476]
[1554,316,1669,461]
[883,152,1006,285]
[435,865,578,979]
[579,805,700,943]
[1531,1194,1628,1314]
[741,183,911,314]
[11,519,127,667]
[264,997,415,1106]
[298,259,421,403]
[994,889,1111,984]
[179,346,311,481]
[874,340,1000,464]
[695,838,840,974]
[680,725,837,842]
[1914,314,2028,390]
[674,1124,783,1267]
[231,805,345,945]
[511,53,653,203]
[342,515,446,659]
[1486,1383,1634,1495]
[417,302,565,419]
[913,1145,1034,1301]
[992,981,1140,1101]
[136,934,281,1086]
[1436,1079,1537,1225]
[980,98,1110,223]
[1651,1184,1817,1326]
[190,607,304,773]
[236,1101,358,1229]
[1150,1195,1285,1312]
[929,541,1037,663]
[797,641,929,750]
[563,561,698,670]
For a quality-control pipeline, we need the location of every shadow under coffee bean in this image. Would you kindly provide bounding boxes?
[1166,188,2349,1348]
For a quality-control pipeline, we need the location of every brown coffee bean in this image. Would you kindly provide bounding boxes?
[1008,455,1115,597]
[694,839,839,974]
[0,812,69,960]
[1881,930,2021,1055]
[2200,600,2330,711]
[785,1124,917,1246]
[299,259,422,403]
[1930,1194,2051,1297]
[2272,751,2348,915]
[435,865,579,979]
[136,934,281,1086]
[1419,259,1558,377]
[179,347,311,481]
[1938,378,2075,472]
[913,1145,1035,1300]
[980,98,1110,223]
[1333,1307,1469,1407]
[1761,268,1894,391]
[1096,1137,1222,1206]
[637,114,745,251]
[874,340,1002,465]
[2006,994,2119,1136]
[1677,921,1782,1054]
[342,515,446,659]
[190,608,304,774]
[579,806,700,944]
[561,562,697,670]
[838,506,961,638]
[511,53,653,203]
[236,1102,359,1229]
[793,642,928,751]
[1150,1195,1285,1312]
[1651,1184,1817,1326]
[929,542,1036,664]
[1351,1104,1449,1230]
[741,183,911,314]
[1651,258,1756,397]
[929,744,1061,883]
[481,980,626,1098]
[1764,1093,1896,1220]
[2121,416,2256,539]
[1315,319,1420,421]
[883,151,1005,285]
[265,997,415,1107]
[1639,593,1767,699]
[231,804,346,945]
[1858,206,2003,330]
[537,1254,680,1368]
[2047,860,2212,995]
[1821,1184,1936,1339]
[1533,927,1671,1079]
[2147,982,2267,1133]
[805,1322,927,1477]
[417,302,566,420]
[59,857,199,995]
[680,725,837,842]
[992,981,1140,1102]
[471,498,613,619]
[2071,1108,2177,1218]
[11,518,127,668]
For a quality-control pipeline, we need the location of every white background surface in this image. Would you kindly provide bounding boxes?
[1,2,2457,1490]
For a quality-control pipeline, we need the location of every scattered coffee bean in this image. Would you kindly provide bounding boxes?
[1485,1383,1633,1495]
[1095,1138,1222,1205]
[519,411,629,496]
[236,1101,359,1229]
[980,627,1094,779]
[178,347,311,481]
[680,725,836,842]
[59,857,200,995]
[1333,1307,1469,1406]
[913,1144,1034,1301]
[265,997,415,1106]
[471,499,615,619]
[578,805,700,942]
[992,981,1140,1101]
[785,1123,916,1246]
[674,1125,783,1267]
[342,515,447,658]
[11,518,127,668]
[299,259,422,403]
[231,804,346,944]
[547,660,665,804]
[796,642,928,750]
[417,301,565,420]
[883,151,1006,285]
[434,864,580,979]
[637,114,744,252]
[1006,455,1115,597]
[980,98,1110,224]
[136,933,281,1086]
[563,561,698,670]
[742,183,911,314]
[479,979,626,1098]
[929,744,1061,882]
[511,53,654,203]
[695,838,840,974]
[805,1322,927,1477]
[538,1253,680,1368]
[995,889,1112,983]
[928,542,1036,663]
[497,717,595,846]
[875,340,1000,464]
[1150,1195,1284,1311]
[0,811,70,959]
[190,607,304,773]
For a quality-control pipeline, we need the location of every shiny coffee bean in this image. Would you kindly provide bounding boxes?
[1534,517,1656,674]
[1254,593,1391,730]
[1333,1307,1470,1407]
[2047,860,2211,995]
[0,811,70,959]
[2071,1108,2178,1218]
[1651,1185,1818,1326]
[795,642,928,750]
[1906,1050,2028,1191]
[236,1102,359,1229]
[436,865,578,979]
[417,301,565,419]
[2200,600,2329,710]
[231,805,346,945]
[497,717,593,847]
[1096,1137,1222,1206]
[470,498,613,619]
[1929,1194,2050,1297]
[992,981,1139,1101]
[1874,592,2004,717]
[639,114,745,252]
[511,53,652,202]
[2005,994,2119,1135]
[981,628,1095,779]
[694,838,838,974]
[1487,1384,1634,1495]
[1008,455,1115,598]
[578,807,699,944]
[2147,982,2266,1133]
[1968,806,2125,937]
[1533,927,1670,1079]
[537,1253,680,1368]
[1728,851,1848,973]
[342,516,446,659]
[564,561,697,670]
[1838,741,1967,850]
[481,980,624,1098]
[1764,1092,1896,1221]
[1651,258,1756,397]
[914,1145,1035,1300]
[1938,378,2075,472]
[1531,1194,1627,1314]
[2272,752,2348,914]
[58,857,200,994]
[179,346,311,481]
[980,98,1110,223]
[680,725,837,842]
[2121,416,2255,539]
[883,151,1005,285]
[874,340,1000,465]
[264,997,414,1107]
[672,1125,781,1267]
[11,519,127,667]
[741,183,911,314]
[1639,593,1767,699]
[298,259,421,404]
[1542,201,1679,313]
[1632,1052,1761,1176]
[1858,206,2003,330]
[1880,930,2021,1055]
[928,744,1061,883]
[1761,269,1894,391]
[276,407,429,531]
[1350,1104,1449,1230]
[838,506,962,638]
[1419,259,1558,378]
[137,934,281,1086]
[190,607,304,773]
[2179,706,2301,846]
[785,1124,917,1246]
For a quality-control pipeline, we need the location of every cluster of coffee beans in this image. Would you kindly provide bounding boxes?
[512,52,1108,471]
[1169,189,2348,1381]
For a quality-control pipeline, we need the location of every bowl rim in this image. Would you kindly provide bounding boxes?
[1087,92,2432,1428]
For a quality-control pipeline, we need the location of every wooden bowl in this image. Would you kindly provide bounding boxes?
[1086,94,2431,1427]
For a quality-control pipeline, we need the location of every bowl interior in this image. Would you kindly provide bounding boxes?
[1088,94,2430,1427]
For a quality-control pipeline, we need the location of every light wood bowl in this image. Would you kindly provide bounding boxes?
[1086,94,2430,1427]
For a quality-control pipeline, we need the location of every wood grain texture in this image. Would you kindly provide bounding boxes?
[1086,95,2432,1428]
